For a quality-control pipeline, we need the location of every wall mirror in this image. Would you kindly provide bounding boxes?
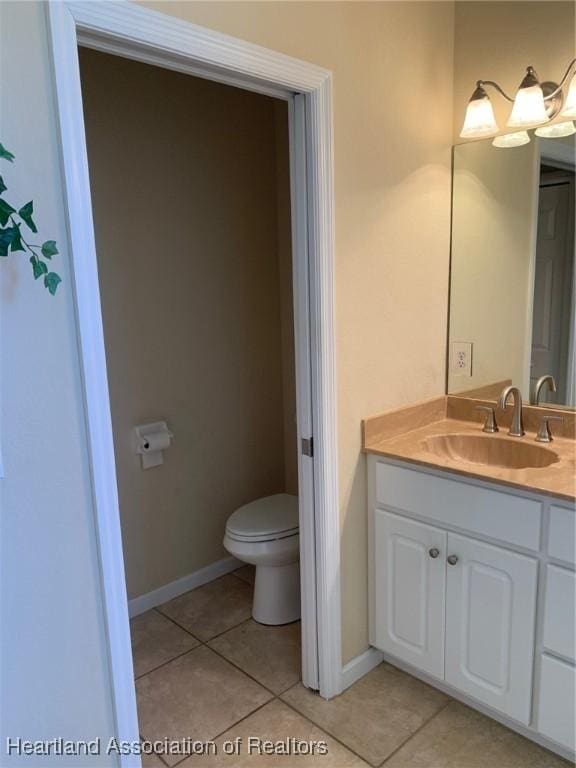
[447,134,576,409]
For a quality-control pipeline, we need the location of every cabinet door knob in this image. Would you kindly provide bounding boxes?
[428,548,440,559]
[447,554,459,566]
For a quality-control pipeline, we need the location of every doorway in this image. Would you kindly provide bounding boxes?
[79,43,309,741]
[531,160,576,405]
[48,2,340,762]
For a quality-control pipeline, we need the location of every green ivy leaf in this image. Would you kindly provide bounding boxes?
[0,176,6,194]
[18,201,37,233]
[0,228,13,256]
[30,254,48,280]
[0,143,15,163]
[41,240,58,259]
[44,271,61,295]
[10,224,24,252]
[0,198,15,226]
[0,225,23,256]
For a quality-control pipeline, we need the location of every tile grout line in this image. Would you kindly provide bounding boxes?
[134,646,202,682]
[277,691,374,767]
[204,619,302,697]
[203,616,253,643]
[133,618,259,685]
[204,640,281,699]
[152,607,203,641]
[139,732,170,768]
[167,698,275,768]
[136,647,275,767]
[153,604,252,644]
[132,614,255,685]
[377,699,453,767]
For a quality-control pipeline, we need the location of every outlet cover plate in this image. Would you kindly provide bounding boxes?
[451,341,473,377]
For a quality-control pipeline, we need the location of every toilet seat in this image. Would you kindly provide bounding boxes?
[225,494,298,543]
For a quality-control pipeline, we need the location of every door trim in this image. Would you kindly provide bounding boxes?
[530,139,576,405]
[47,2,341,763]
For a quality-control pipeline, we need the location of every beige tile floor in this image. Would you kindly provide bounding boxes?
[131,567,570,768]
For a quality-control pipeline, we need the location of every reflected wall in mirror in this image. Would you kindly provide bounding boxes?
[448,134,576,409]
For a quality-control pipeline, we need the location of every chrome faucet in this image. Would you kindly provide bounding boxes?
[534,374,557,405]
[498,385,525,437]
[535,414,564,443]
[475,405,499,433]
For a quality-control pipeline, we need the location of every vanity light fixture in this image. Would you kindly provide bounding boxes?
[461,58,576,139]
[535,121,576,139]
[507,67,548,128]
[560,72,576,118]
[492,131,531,148]
[460,83,499,138]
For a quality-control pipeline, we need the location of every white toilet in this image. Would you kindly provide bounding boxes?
[223,494,300,625]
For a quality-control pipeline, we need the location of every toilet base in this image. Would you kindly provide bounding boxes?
[253,562,301,625]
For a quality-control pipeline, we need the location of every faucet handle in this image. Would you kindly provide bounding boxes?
[535,415,564,443]
[475,405,499,433]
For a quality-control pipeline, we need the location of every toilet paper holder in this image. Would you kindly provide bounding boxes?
[134,421,173,469]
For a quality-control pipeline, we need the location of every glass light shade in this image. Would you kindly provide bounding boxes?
[560,73,576,119]
[535,121,576,138]
[492,131,531,148]
[460,92,499,138]
[507,84,549,128]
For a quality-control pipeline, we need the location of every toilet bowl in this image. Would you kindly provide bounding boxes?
[223,494,300,625]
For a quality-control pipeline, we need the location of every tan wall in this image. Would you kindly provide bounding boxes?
[139,1,456,662]
[79,49,295,599]
[454,1,576,141]
[448,139,539,397]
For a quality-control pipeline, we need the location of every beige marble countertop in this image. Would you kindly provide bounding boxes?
[363,396,576,502]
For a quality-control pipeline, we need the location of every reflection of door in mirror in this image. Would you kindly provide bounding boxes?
[530,163,575,407]
[447,140,540,400]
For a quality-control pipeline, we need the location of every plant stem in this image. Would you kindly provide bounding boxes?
[9,214,41,258]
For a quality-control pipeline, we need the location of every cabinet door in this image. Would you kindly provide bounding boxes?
[537,654,576,752]
[374,510,446,678]
[543,565,576,662]
[445,533,538,724]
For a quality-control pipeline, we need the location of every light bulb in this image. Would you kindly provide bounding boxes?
[560,73,576,119]
[492,131,531,148]
[535,121,576,138]
[460,84,499,138]
[507,67,549,128]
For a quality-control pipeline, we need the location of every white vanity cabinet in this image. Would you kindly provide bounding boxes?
[368,456,576,759]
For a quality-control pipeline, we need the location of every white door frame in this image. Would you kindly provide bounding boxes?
[47,1,341,761]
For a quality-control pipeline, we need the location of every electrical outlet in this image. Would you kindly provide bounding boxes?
[451,341,473,377]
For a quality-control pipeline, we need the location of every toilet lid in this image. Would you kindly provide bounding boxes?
[226,494,299,540]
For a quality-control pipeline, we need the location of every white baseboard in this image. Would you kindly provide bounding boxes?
[128,556,241,618]
[341,646,384,692]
